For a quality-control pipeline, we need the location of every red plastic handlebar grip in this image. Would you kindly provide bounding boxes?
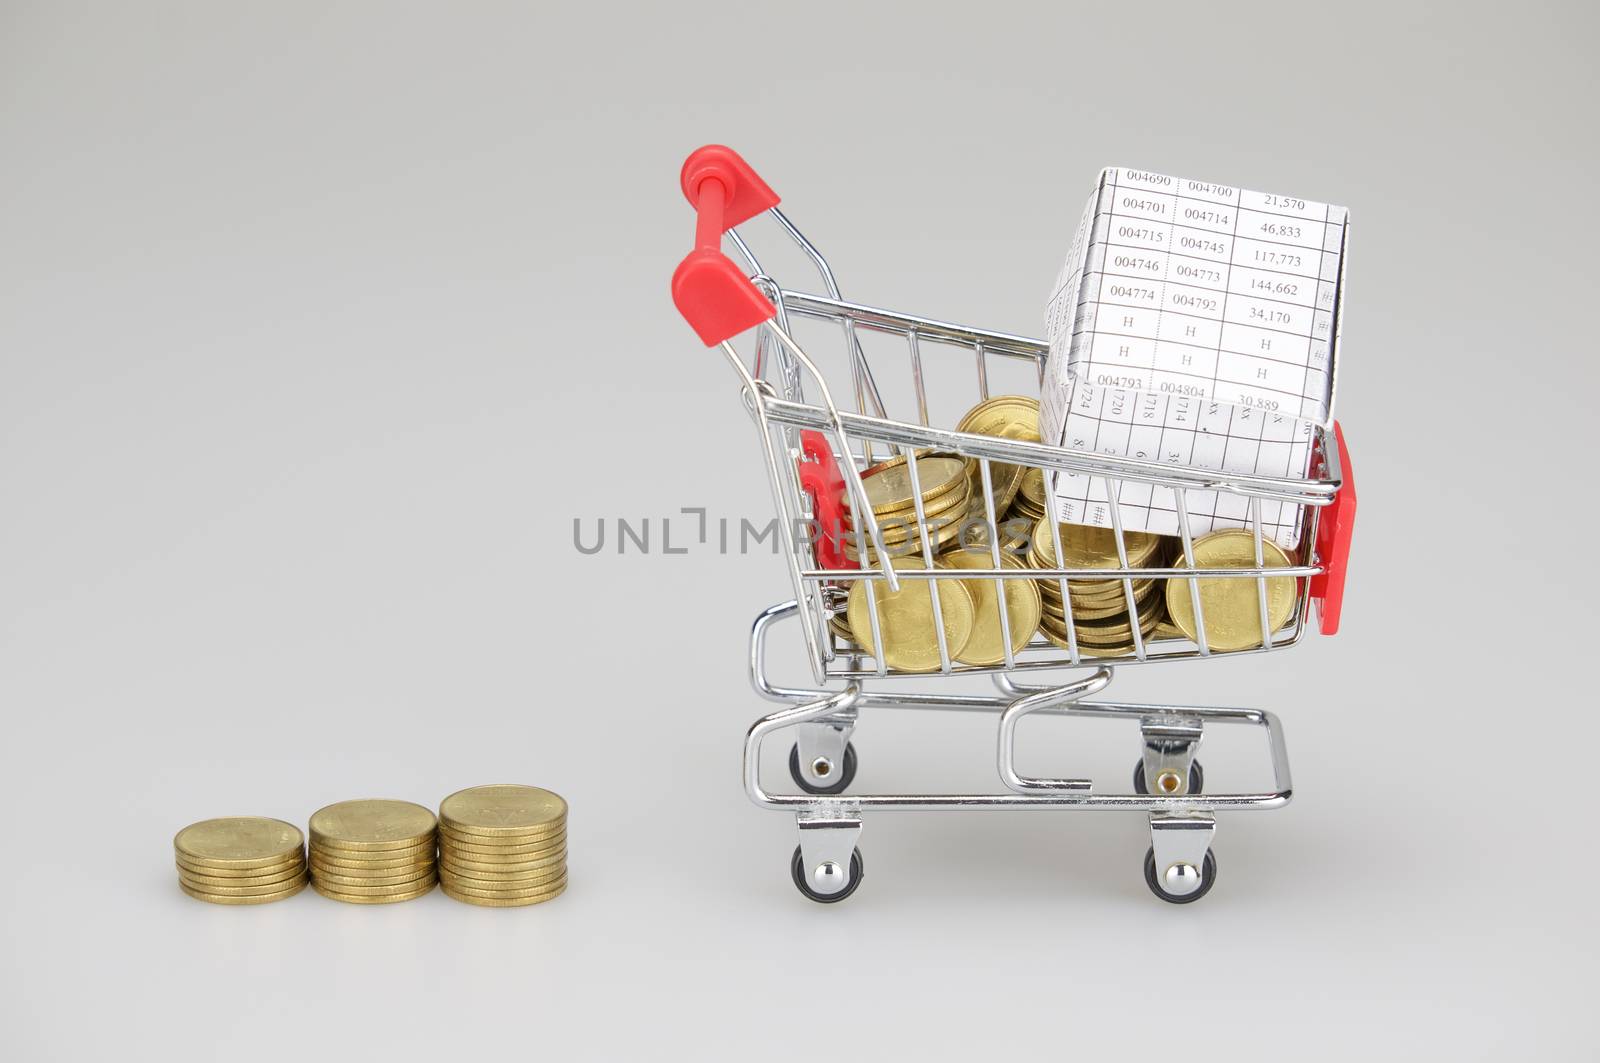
[1310,421,1355,635]
[672,145,780,346]
[797,430,856,572]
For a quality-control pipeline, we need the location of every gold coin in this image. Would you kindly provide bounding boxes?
[309,870,438,895]
[438,871,569,900]
[438,831,567,858]
[309,837,435,862]
[305,858,428,883]
[1164,530,1298,651]
[1041,583,1159,621]
[439,863,567,889]
[174,818,304,869]
[1016,468,1047,509]
[849,475,969,525]
[1029,518,1162,571]
[855,454,968,514]
[956,395,1040,437]
[935,549,1041,665]
[308,799,437,851]
[437,821,567,847]
[1038,573,1157,599]
[843,510,969,550]
[1153,619,1188,641]
[175,851,305,878]
[1039,606,1161,651]
[440,878,567,907]
[308,846,435,871]
[438,820,566,845]
[842,517,966,561]
[311,878,436,904]
[828,613,855,643]
[956,395,1040,516]
[180,878,307,905]
[439,847,566,874]
[179,869,308,896]
[439,785,568,838]
[438,838,565,862]
[310,870,438,890]
[846,556,975,672]
[844,483,970,535]
[178,862,307,890]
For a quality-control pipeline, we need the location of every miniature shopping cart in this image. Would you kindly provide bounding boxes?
[671,146,1356,904]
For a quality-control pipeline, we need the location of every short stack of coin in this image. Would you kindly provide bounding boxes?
[1029,518,1166,655]
[1008,468,1049,526]
[308,799,438,904]
[174,817,308,905]
[842,452,971,562]
[438,785,568,907]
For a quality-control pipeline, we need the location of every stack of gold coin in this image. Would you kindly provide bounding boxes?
[1165,529,1298,650]
[438,785,568,907]
[1029,518,1166,655]
[1009,468,1049,526]
[842,452,971,562]
[846,555,976,671]
[174,817,307,905]
[308,799,438,904]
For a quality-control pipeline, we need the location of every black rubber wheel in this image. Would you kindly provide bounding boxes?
[788,742,858,795]
[1143,846,1217,905]
[1133,759,1204,796]
[790,845,865,904]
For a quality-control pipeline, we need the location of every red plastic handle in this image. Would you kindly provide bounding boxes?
[672,145,780,346]
[797,430,856,571]
[1310,421,1356,635]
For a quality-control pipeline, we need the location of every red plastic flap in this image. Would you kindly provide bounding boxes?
[798,430,855,571]
[680,145,779,230]
[671,250,776,346]
[1310,421,1355,635]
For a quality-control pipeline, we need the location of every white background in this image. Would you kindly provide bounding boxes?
[2,2,1594,1059]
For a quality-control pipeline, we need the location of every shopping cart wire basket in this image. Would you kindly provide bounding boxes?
[672,145,1356,904]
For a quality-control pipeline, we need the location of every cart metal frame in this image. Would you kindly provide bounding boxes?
[672,146,1347,903]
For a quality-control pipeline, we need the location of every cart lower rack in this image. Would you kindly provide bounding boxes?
[672,146,1355,903]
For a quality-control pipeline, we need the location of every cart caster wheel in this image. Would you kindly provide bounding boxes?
[789,742,858,795]
[1133,759,1204,796]
[1143,846,1216,904]
[790,845,864,904]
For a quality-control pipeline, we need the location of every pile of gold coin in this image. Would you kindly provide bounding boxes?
[1028,518,1166,656]
[174,817,308,905]
[829,395,1303,663]
[438,785,568,907]
[308,799,438,904]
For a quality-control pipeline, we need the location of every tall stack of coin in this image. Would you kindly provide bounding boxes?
[308,799,437,904]
[438,785,568,907]
[1165,529,1298,650]
[174,817,308,905]
[1029,518,1165,655]
[842,452,971,562]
